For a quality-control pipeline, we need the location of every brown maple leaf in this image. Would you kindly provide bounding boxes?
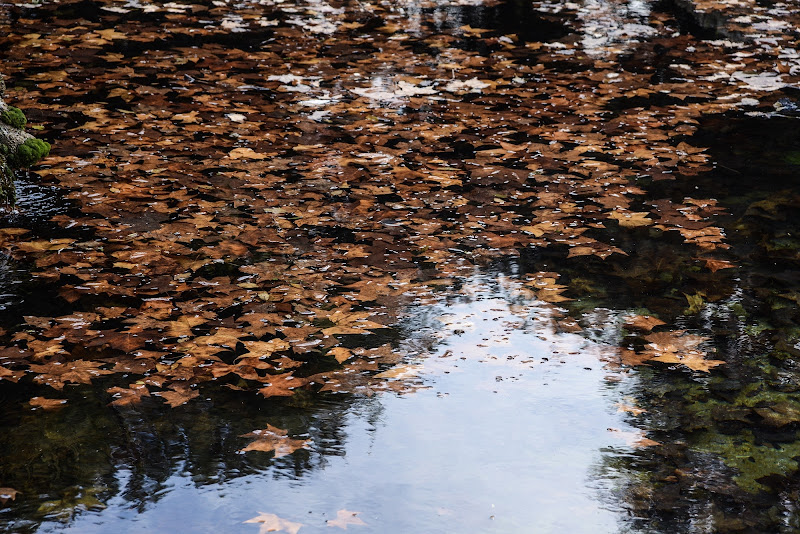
[154,384,200,407]
[0,487,20,504]
[329,347,353,363]
[698,258,736,272]
[644,330,707,353]
[624,315,666,332]
[326,510,367,530]
[258,374,308,397]
[641,330,724,372]
[107,383,150,406]
[240,338,291,357]
[648,352,726,372]
[28,397,68,411]
[239,424,311,457]
[30,360,114,390]
[608,211,652,228]
[615,348,655,367]
[0,366,23,383]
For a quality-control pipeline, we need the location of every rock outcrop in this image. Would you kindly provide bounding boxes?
[0,73,51,205]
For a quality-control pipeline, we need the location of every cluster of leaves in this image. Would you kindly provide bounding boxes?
[614,316,725,372]
[0,0,798,530]
[0,0,796,442]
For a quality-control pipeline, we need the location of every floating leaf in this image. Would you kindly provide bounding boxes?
[608,211,652,228]
[329,347,353,364]
[244,512,303,534]
[107,383,150,406]
[0,488,20,504]
[154,384,199,408]
[239,424,311,457]
[326,510,367,530]
[624,315,666,332]
[641,330,724,372]
[699,258,736,272]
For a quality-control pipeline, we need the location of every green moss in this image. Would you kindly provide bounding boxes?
[9,137,50,168]
[0,106,26,129]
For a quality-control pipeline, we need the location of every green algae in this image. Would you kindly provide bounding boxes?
[8,137,50,168]
[0,105,26,129]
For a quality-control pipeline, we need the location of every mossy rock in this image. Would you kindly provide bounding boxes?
[8,137,50,168]
[0,106,26,129]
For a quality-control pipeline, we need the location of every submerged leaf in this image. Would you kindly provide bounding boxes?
[154,385,199,408]
[28,397,68,411]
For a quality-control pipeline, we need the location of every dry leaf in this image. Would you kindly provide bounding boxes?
[329,347,353,364]
[0,488,20,504]
[154,384,200,407]
[624,315,666,331]
[699,258,736,272]
[239,424,311,457]
[28,397,68,410]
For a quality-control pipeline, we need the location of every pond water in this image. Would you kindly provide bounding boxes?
[1,0,800,531]
[35,279,637,533]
